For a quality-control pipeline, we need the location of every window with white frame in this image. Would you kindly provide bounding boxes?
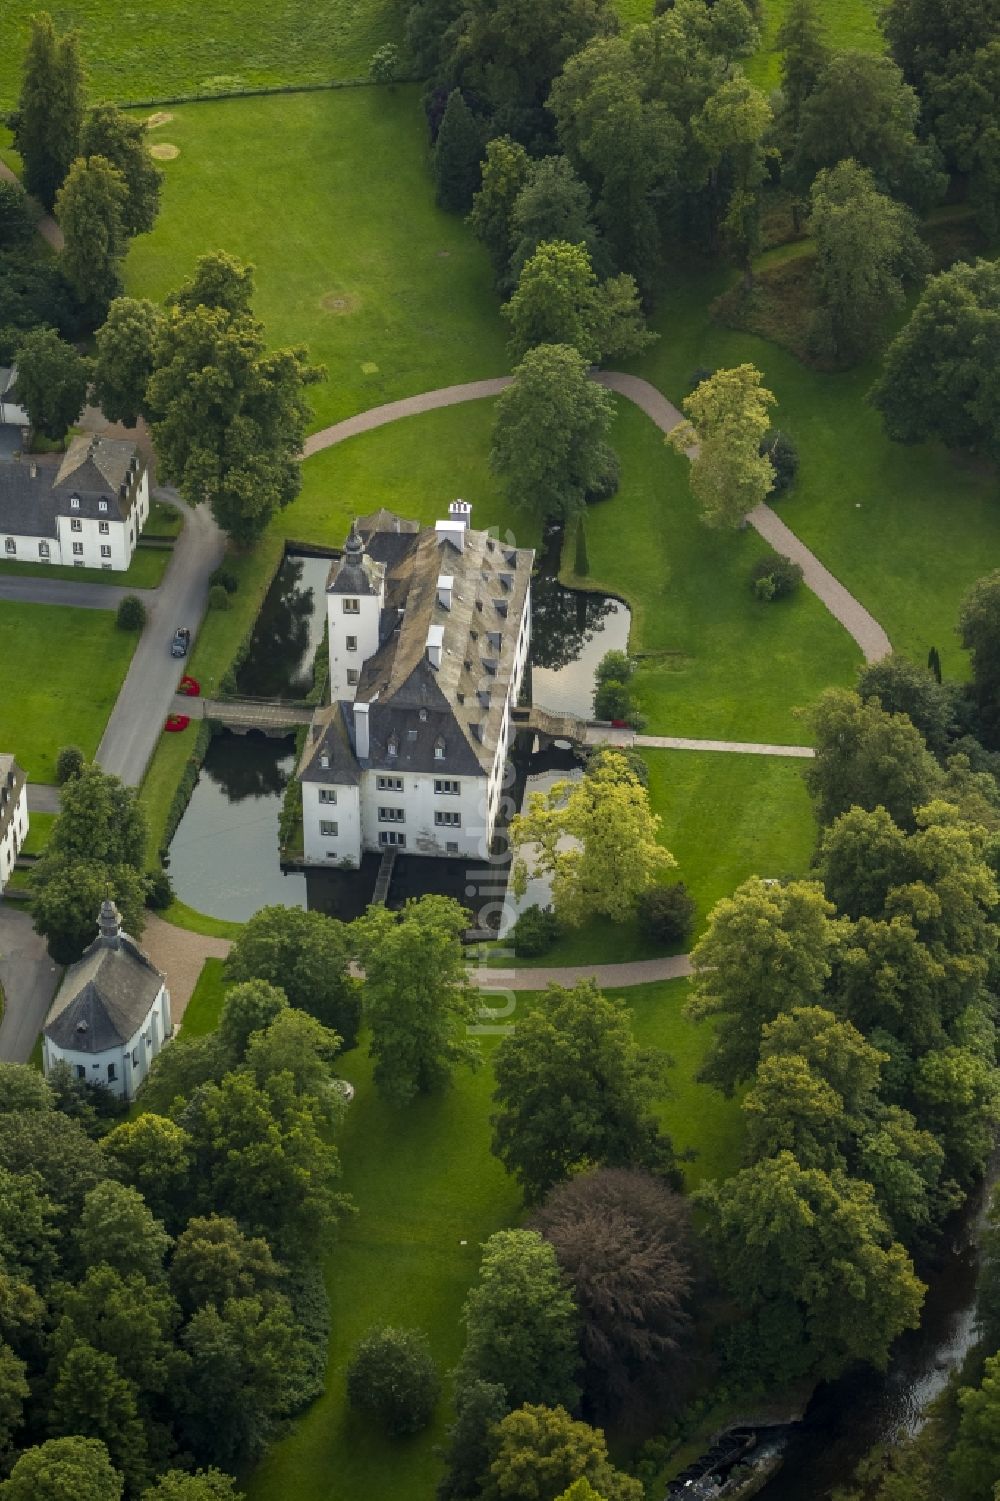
[70,497,79,510]
[342,598,360,614]
[434,738,446,760]
[100,545,111,558]
[434,778,460,795]
[320,820,338,836]
[4,539,13,554]
[378,830,406,847]
[99,521,110,534]
[98,499,108,512]
[377,776,403,791]
[435,811,461,827]
[346,635,358,651]
[72,543,83,555]
[38,542,49,558]
[319,789,337,804]
[70,518,82,532]
[378,806,405,823]
[347,669,359,686]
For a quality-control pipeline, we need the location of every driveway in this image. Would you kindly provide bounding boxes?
[0,577,155,610]
[96,490,225,786]
[0,902,60,1063]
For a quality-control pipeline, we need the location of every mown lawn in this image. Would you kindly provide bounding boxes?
[181,957,229,1035]
[630,268,1000,682]
[565,398,861,740]
[0,547,170,588]
[246,976,738,1501]
[124,88,507,432]
[0,1,407,106]
[20,811,55,855]
[0,601,136,781]
[501,746,816,967]
[745,0,883,89]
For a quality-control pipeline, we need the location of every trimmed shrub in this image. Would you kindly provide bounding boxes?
[749,553,803,602]
[637,883,697,946]
[55,745,85,784]
[209,564,239,594]
[346,1325,441,1435]
[760,429,799,496]
[510,904,559,958]
[145,867,174,910]
[116,593,146,631]
[208,583,230,611]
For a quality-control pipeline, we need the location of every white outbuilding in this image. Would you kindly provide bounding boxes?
[42,899,173,1101]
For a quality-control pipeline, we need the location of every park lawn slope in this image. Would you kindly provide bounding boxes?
[0,1,405,107]
[124,88,507,432]
[565,399,861,741]
[0,600,136,781]
[745,0,884,90]
[631,268,1000,683]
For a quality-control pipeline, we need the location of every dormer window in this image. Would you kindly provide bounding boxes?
[387,733,399,758]
[70,497,80,510]
[98,499,108,513]
[494,600,509,617]
[434,737,446,760]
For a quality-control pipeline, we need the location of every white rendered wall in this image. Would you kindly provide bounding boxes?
[0,781,28,892]
[303,781,362,866]
[327,590,382,703]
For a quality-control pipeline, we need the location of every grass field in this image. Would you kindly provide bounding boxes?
[0,601,136,781]
[124,88,507,432]
[0,547,170,588]
[181,957,228,1035]
[0,2,407,107]
[20,811,55,855]
[745,0,883,90]
[246,975,739,1501]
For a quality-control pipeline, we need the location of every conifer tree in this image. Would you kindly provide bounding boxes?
[15,13,85,209]
[434,90,484,213]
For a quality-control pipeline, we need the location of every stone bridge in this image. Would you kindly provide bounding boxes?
[172,694,314,736]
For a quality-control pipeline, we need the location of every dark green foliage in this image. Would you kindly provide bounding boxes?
[80,104,162,238]
[468,135,532,290]
[346,1325,441,1434]
[436,1379,509,1501]
[584,443,620,502]
[31,859,148,963]
[856,652,956,756]
[0,182,35,251]
[928,645,943,683]
[55,156,130,320]
[760,429,798,494]
[433,91,484,214]
[0,1111,108,1221]
[281,1259,331,1412]
[12,327,90,441]
[92,296,162,427]
[508,156,603,286]
[207,584,230,612]
[593,678,631,720]
[749,552,803,602]
[881,0,998,90]
[224,903,362,1049]
[804,687,942,829]
[574,516,589,576]
[14,14,85,210]
[159,720,214,860]
[509,904,559,958]
[54,745,85,784]
[777,0,831,139]
[0,252,84,359]
[491,981,674,1201]
[958,571,1000,749]
[208,565,239,594]
[145,867,174,910]
[636,883,696,947]
[116,594,146,631]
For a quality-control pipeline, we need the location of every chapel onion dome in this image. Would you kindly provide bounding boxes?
[344,524,365,563]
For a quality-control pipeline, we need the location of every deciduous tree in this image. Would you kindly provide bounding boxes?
[99,1115,193,1228]
[804,687,943,829]
[503,240,652,364]
[669,364,776,528]
[55,156,129,317]
[224,904,361,1048]
[437,1379,510,1501]
[457,1231,580,1410]
[468,136,532,288]
[491,982,673,1201]
[951,1352,1000,1501]
[12,326,90,441]
[490,343,616,523]
[346,1325,441,1434]
[168,1215,279,1317]
[353,896,479,1106]
[75,1180,171,1282]
[959,571,1000,748]
[80,104,162,237]
[141,1472,240,1501]
[31,860,148,964]
[92,297,162,427]
[508,156,604,284]
[0,1437,123,1501]
[481,1404,643,1501]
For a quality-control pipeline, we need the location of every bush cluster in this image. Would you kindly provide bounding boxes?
[637,883,697,946]
[750,553,803,602]
[510,904,560,957]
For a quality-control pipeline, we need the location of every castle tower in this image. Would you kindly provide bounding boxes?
[326,523,384,703]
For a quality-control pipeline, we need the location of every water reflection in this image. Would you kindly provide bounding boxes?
[235,554,331,699]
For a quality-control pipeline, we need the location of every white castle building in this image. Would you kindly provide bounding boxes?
[0,755,28,895]
[298,503,533,866]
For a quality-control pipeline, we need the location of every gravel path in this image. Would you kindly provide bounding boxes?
[140,913,232,1023]
[471,953,694,991]
[306,372,890,665]
[0,159,64,250]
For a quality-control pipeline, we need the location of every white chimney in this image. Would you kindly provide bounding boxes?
[435,519,465,553]
[449,499,472,528]
[426,624,444,669]
[354,701,370,759]
[437,574,454,609]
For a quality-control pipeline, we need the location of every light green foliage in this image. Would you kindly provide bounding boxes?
[14,14,84,209]
[12,327,90,441]
[99,1116,193,1229]
[0,1437,123,1501]
[693,74,772,274]
[81,104,162,237]
[503,240,652,364]
[804,687,943,829]
[55,156,130,315]
[141,1473,239,1501]
[47,1341,149,1494]
[870,260,1000,460]
[168,1215,279,1316]
[491,982,672,1201]
[367,42,400,84]
[696,1151,925,1382]
[481,1404,643,1501]
[223,903,362,1048]
[0,1065,52,1115]
[93,297,163,428]
[468,135,532,288]
[75,1181,171,1282]
[687,877,845,1093]
[146,253,322,545]
[670,364,776,528]
[353,895,480,1106]
[490,342,615,522]
[952,1352,1000,1501]
[511,749,673,925]
[808,159,928,363]
[458,1232,581,1410]
[215,979,288,1060]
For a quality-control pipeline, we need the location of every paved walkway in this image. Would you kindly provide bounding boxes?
[0,903,60,1063]
[0,576,156,610]
[471,952,693,992]
[305,373,891,666]
[0,158,64,250]
[26,783,59,814]
[636,735,814,757]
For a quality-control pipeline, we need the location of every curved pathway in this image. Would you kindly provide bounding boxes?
[306,372,891,664]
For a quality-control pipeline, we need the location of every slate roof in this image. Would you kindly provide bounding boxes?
[311,507,533,781]
[0,755,25,844]
[0,435,143,538]
[44,916,165,1054]
[299,701,362,785]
